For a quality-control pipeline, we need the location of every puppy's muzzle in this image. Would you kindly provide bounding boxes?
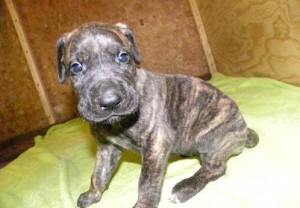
[78,79,139,124]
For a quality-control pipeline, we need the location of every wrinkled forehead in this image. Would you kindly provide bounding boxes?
[66,25,130,55]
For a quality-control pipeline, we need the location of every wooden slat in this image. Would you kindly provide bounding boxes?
[188,0,217,74]
[5,0,56,124]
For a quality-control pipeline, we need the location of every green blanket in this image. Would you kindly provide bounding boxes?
[1,73,300,208]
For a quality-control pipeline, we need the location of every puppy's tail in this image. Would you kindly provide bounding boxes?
[245,128,259,148]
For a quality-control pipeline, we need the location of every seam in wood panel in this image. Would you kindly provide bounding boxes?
[188,0,217,74]
[5,0,56,124]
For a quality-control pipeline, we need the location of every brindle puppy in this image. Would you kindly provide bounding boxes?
[57,22,259,208]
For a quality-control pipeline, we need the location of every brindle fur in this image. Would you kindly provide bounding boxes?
[57,22,259,208]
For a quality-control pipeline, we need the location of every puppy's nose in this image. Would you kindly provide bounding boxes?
[99,90,122,109]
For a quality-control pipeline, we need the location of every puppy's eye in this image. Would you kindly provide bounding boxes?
[118,52,130,63]
[70,62,83,73]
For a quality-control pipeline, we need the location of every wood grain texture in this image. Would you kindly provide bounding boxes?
[197,0,300,86]
[5,0,56,124]
[0,1,48,142]
[188,0,217,73]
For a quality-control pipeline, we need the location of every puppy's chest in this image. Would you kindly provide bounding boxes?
[107,134,141,151]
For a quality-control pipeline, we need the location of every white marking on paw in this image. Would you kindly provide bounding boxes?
[169,193,181,204]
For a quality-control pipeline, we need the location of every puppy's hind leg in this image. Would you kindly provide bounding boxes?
[169,155,226,203]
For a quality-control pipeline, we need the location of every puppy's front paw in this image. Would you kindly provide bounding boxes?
[77,190,101,208]
[169,188,187,204]
[169,193,182,204]
[169,178,199,203]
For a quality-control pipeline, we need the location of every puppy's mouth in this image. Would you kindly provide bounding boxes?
[87,114,124,124]
[83,110,140,127]
[78,83,140,125]
[105,115,123,124]
[79,101,139,125]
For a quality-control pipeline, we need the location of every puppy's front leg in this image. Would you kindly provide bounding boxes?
[77,143,122,208]
[134,134,171,208]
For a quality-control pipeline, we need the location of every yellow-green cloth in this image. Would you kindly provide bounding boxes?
[1,73,300,208]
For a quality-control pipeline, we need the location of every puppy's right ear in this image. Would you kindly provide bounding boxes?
[115,23,141,65]
[57,35,67,84]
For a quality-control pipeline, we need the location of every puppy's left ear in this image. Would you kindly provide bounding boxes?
[115,23,141,65]
[56,35,68,84]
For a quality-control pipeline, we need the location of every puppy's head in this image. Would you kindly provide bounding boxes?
[57,23,141,124]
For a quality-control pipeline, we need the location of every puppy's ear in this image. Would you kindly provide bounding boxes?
[115,23,141,65]
[57,35,68,84]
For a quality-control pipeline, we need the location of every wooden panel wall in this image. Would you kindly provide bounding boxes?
[0,1,49,142]
[197,0,300,86]
[0,0,209,141]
